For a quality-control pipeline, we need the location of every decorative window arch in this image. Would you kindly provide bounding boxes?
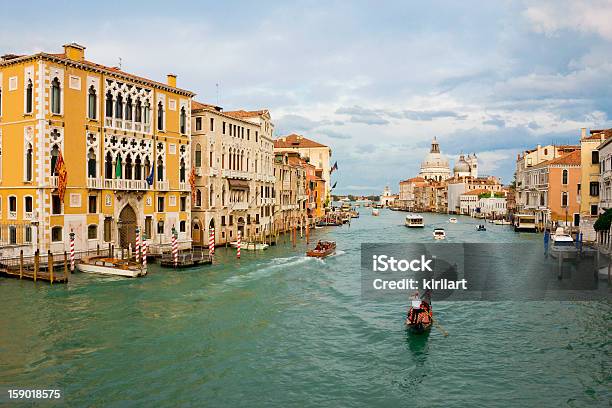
[156,155,164,181]
[180,158,186,182]
[115,94,123,119]
[105,90,113,118]
[126,96,133,121]
[180,107,186,134]
[105,152,113,179]
[25,143,33,181]
[51,77,61,114]
[135,155,142,180]
[88,86,97,119]
[50,144,59,176]
[125,154,133,180]
[26,79,33,114]
[562,191,568,207]
[88,224,98,240]
[88,148,97,178]
[562,169,568,185]
[195,143,202,167]
[135,98,142,122]
[157,101,164,131]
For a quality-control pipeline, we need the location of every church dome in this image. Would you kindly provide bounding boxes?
[453,154,470,173]
[421,137,450,168]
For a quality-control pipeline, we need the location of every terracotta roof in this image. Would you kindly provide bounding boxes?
[462,189,492,196]
[584,128,612,141]
[545,149,581,166]
[1,51,194,96]
[224,109,268,119]
[274,134,328,149]
[192,100,221,111]
[400,177,425,183]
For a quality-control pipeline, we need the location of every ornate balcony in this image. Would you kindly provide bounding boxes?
[156,180,170,191]
[103,178,149,191]
[87,177,104,189]
[179,182,190,191]
[221,169,250,180]
[231,202,249,211]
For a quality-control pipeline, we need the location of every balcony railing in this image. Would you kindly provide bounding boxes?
[104,179,149,191]
[179,182,190,191]
[209,168,219,177]
[105,117,151,134]
[221,169,250,179]
[87,177,104,189]
[49,176,58,188]
[232,202,249,211]
[24,212,33,220]
[156,180,169,191]
[8,211,17,219]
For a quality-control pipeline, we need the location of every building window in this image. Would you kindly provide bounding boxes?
[8,196,17,217]
[590,181,600,196]
[26,79,33,114]
[179,220,186,233]
[562,169,568,185]
[145,216,152,238]
[223,122,226,134]
[157,196,165,212]
[180,107,186,134]
[592,150,599,165]
[125,155,133,180]
[135,156,142,180]
[157,101,164,131]
[24,196,33,215]
[51,226,63,242]
[135,99,142,122]
[210,118,214,131]
[591,204,598,216]
[195,144,202,167]
[115,94,123,119]
[50,144,59,176]
[105,152,113,179]
[157,156,164,181]
[221,216,226,226]
[88,195,97,213]
[51,77,61,114]
[561,192,568,207]
[157,220,164,234]
[88,225,97,239]
[180,158,186,182]
[88,148,97,178]
[196,190,202,207]
[126,96,133,121]
[52,194,62,214]
[25,143,33,181]
[25,226,32,243]
[195,117,202,131]
[180,196,187,212]
[88,86,97,119]
[105,91,113,118]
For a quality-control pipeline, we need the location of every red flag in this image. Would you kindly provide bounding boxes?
[55,150,68,202]
[189,167,197,201]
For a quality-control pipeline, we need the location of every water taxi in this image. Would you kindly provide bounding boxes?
[549,227,577,259]
[306,241,336,258]
[449,217,458,223]
[77,256,146,278]
[405,214,425,228]
[514,214,537,232]
[433,228,446,240]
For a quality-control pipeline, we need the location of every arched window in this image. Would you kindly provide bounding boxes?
[115,94,123,119]
[126,96,133,121]
[562,169,568,185]
[88,224,98,239]
[144,102,150,124]
[125,154,133,180]
[88,86,97,119]
[88,148,96,178]
[157,101,164,130]
[115,155,122,179]
[105,152,113,179]
[51,77,61,114]
[222,186,226,206]
[562,192,568,207]
[135,99,142,122]
[195,144,202,167]
[209,186,214,207]
[180,158,186,182]
[26,79,33,113]
[50,145,59,176]
[25,143,33,181]
[135,156,142,180]
[105,91,113,118]
[144,157,151,179]
[156,155,164,181]
[51,226,63,242]
[180,107,186,134]
[196,189,202,207]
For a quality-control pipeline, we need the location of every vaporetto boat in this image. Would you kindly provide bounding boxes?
[405,214,425,228]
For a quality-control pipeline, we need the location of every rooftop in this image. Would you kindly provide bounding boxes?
[274,134,328,149]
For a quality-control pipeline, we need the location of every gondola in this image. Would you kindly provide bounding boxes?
[405,300,433,334]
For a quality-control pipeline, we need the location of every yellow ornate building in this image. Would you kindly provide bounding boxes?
[0,43,194,256]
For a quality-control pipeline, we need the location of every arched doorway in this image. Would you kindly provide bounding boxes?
[237,217,245,238]
[192,218,202,247]
[118,204,137,249]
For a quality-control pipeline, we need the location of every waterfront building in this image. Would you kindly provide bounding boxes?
[453,153,478,178]
[522,150,581,228]
[419,137,451,181]
[477,191,507,218]
[398,177,426,210]
[0,43,194,256]
[274,134,332,202]
[596,132,612,215]
[190,102,275,246]
[579,128,611,241]
[446,176,502,213]
[380,186,396,207]
[274,152,308,233]
[515,144,579,214]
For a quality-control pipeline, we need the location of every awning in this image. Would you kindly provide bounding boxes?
[228,179,250,190]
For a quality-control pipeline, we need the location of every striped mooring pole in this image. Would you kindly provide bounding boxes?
[172,227,179,267]
[209,228,215,257]
[237,230,241,259]
[135,226,141,263]
[69,230,75,271]
[142,235,148,270]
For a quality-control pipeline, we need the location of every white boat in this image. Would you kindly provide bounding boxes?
[449,217,458,223]
[76,256,146,278]
[230,241,269,250]
[433,228,446,240]
[514,214,537,232]
[549,227,577,259]
[405,214,424,228]
[372,209,380,216]
[493,219,503,225]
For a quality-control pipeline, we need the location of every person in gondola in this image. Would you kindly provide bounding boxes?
[407,291,422,324]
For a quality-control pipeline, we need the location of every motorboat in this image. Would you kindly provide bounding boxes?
[405,214,424,228]
[306,240,336,258]
[449,217,458,223]
[372,209,380,216]
[230,241,269,250]
[77,256,146,278]
[514,214,537,232]
[433,228,446,240]
[476,224,487,231]
[549,227,578,259]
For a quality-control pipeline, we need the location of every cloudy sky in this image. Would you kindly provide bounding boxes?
[3,0,612,194]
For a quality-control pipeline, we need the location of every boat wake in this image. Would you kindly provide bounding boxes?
[221,255,317,286]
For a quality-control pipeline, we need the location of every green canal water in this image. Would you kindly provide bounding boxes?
[1,210,610,407]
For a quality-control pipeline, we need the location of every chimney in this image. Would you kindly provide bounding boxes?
[581,127,587,139]
[63,43,85,61]
[167,74,177,88]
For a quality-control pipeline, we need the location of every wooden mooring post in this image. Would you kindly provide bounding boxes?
[19,250,23,279]
[48,250,54,284]
[34,250,39,282]
[64,251,69,280]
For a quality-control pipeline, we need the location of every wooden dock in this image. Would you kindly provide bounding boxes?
[0,250,70,283]
[160,249,212,268]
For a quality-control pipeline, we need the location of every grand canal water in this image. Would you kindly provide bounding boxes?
[1,209,610,407]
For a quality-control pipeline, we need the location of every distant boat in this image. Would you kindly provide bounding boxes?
[549,227,577,259]
[405,214,424,228]
[77,256,146,278]
[372,208,380,216]
[477,225,487,231]
[230,241,269,250]
[514,214,537,232]
[433,228,446,240]
[449,217,458,223]
[306,240,336,258]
